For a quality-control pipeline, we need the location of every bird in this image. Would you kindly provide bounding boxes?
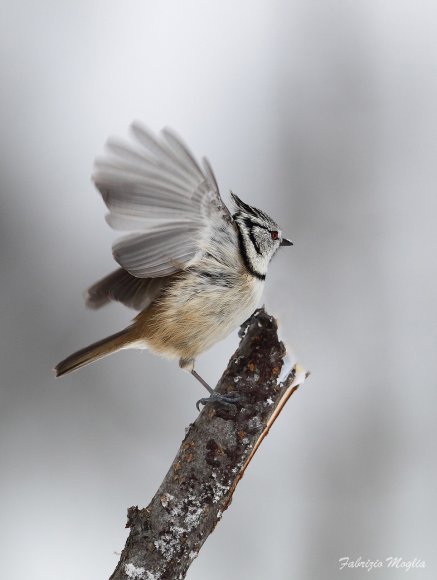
[54,121,293,407]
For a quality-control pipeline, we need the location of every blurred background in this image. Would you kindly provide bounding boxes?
[1,1,436,578]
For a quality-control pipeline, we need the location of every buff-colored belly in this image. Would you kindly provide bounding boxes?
[134,271,264,361]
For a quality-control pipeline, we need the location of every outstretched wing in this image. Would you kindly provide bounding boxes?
[93,122,233,278]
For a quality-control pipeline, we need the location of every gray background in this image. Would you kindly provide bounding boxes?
[1,1,436,579]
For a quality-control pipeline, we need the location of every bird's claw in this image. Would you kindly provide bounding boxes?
[196,391,241,412]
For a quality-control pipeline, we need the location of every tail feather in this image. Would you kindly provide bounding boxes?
[54,328,131,377]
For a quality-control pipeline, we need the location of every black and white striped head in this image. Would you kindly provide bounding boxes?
[231,192,293,280]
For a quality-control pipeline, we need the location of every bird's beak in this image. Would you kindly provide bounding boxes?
[281,238,293,246]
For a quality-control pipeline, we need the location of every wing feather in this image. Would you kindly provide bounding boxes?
[112,228,198,277]
[86,268,167,310]
[93,121,232,278]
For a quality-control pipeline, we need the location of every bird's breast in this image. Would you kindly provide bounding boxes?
[136,265,264,360]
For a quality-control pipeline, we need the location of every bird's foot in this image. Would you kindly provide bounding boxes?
[196,391,241,412]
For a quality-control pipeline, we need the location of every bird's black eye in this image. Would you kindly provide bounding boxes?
[271,231,279,240]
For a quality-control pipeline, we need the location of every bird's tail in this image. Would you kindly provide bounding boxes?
[54,328,132,377]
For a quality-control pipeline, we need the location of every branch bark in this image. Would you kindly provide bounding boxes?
[109,308,308,580]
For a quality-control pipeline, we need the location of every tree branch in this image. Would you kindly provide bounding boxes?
[109,308,309,580]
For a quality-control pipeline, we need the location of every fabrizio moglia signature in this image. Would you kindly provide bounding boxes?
[339,556,426,572]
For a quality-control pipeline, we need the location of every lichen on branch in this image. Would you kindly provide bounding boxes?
[109,308,308,580]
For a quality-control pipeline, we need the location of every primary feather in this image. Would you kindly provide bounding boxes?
[93,122,232,278]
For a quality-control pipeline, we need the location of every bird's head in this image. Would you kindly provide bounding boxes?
[231,192,293,280]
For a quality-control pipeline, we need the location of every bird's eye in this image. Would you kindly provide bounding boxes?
[271,231,279,240]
